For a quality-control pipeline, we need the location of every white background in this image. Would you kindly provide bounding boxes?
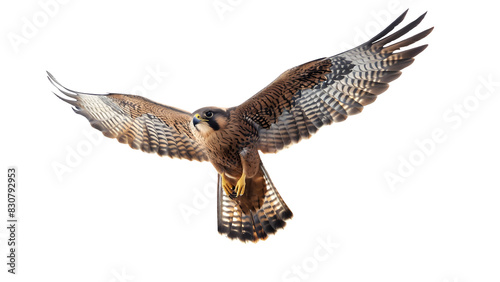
[1,0,499,281]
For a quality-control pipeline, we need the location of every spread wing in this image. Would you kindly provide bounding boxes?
[49,73,208,162]
[233,10,433,153]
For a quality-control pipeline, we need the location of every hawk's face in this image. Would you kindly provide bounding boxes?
[192,107,229,137]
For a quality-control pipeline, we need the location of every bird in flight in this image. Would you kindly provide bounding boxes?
[51,10,432,242]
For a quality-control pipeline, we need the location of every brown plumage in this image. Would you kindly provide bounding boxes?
[51,10,432,242]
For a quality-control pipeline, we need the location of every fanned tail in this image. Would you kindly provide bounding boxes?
[217,162,293,242]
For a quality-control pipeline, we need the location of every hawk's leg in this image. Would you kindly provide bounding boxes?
[221,173,235,197]
[234,173,246,197]
[235,148,258,198]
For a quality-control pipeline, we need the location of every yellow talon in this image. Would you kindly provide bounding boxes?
[221,173,246,198]
[223,186,234,198]
[221,174,234,197]
[234,173,246,197]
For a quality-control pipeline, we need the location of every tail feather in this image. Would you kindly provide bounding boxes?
[217,162,293,242]
[261,164,293,224]
[227,208,242,239]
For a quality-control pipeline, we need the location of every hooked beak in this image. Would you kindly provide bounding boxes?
[193,114,208,126]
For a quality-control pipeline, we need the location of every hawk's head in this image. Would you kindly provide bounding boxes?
[192,107,229,136]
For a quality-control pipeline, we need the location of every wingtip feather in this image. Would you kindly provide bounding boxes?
[53,91,79,106]
[368,9,409,44]
[48,72,80,99]
[374,10,430,48]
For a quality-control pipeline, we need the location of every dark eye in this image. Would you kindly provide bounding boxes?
[205,111,213,118]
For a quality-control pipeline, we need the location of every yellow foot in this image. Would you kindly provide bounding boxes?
[234,173,246,197]
[221,173,235,197]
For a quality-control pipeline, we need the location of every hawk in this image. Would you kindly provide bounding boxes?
[51,10,432,242]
